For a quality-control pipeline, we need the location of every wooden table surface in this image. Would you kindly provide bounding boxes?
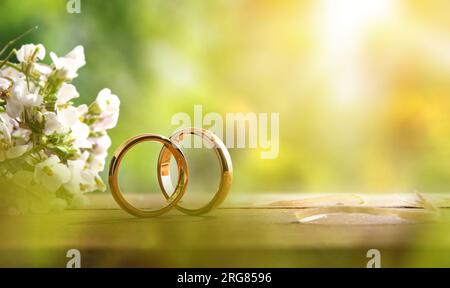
[1,193,450,267]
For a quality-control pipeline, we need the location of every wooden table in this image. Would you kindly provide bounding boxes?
[1,193,450,267]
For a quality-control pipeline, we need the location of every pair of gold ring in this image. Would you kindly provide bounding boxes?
[108,127,233,217]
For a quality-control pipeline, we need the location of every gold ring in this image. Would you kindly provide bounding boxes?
[157,128,233,216]
[109,134,188,217]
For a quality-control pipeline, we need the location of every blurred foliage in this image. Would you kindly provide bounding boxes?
[0,0,449,194]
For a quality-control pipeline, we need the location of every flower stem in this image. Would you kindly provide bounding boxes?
[0,26,38,58]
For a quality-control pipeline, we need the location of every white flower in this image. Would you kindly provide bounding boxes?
[92,89,120,131]
[11,127,31,144]
[77,104,88,116]
[88,154,107,174]
[43,112,65,135]
[0,113,30,160]
[64,151,102,194]
[0,41,120,212]
[71,121,91,149]
[6,79,42,118]
[54,84,80,128]
[0,77,11,90]
[58,106,79,127]
[45,103,91,150]
[19,93,41,107]
[16,44,45,63]
[0,113,13,142]
[0,67,23,80]
[56,83,79,106]
[90,134,111,155]
[63,159,86,195]
[34,155,71,192]
[44,110,91,149]
[33,63,53,76]
[6,144,30,159]
[57,103,91,149]
[94,113,119,131]
[44,84,81,135]
[64,156,102,195]
[96,88,120,113]
[50,46,86,80]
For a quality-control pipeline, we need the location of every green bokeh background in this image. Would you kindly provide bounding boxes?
[1,0,449,194]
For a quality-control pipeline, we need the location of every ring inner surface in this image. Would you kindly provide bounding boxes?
[157,129,231,213]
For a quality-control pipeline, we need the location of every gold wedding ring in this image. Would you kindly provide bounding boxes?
[109,134,188,217]
[108,128,233,217]
[157,127,233,216]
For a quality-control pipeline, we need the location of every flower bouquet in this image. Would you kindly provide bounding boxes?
[0,33,120,214]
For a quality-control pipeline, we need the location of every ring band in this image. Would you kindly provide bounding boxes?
[109,134,189,217]
[157,128,233,216]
